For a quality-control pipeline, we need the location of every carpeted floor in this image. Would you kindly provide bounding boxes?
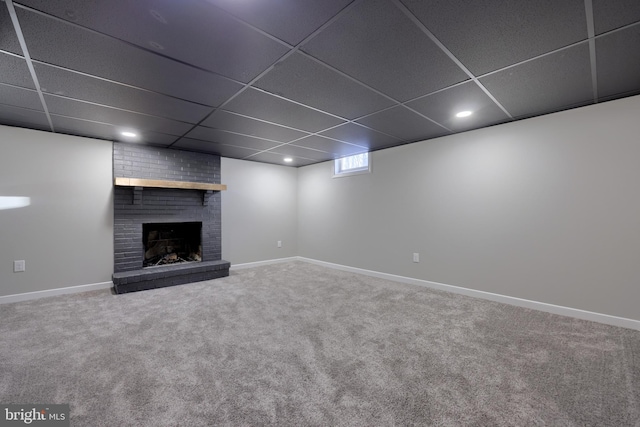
[1,261,639,426]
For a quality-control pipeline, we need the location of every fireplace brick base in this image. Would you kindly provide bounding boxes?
[112,260,230,294]
[113,143,228,294]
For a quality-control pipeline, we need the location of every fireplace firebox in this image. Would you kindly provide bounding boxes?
[143,222,202,268]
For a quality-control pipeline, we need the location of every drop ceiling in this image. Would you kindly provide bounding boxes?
[1,0,639,167]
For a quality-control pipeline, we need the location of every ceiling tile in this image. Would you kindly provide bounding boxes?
[592,0,640,35]
[244,151,319,167]
[51,114,178,145]
[44,95,193,136]
[223,88,345,133]
[356,106,450,142]
[16,0,289,83]
[293,135,369,157]
[255,52,395,119]
[206,0,353,46]
[134,131,179,147]
[201,110,308,143]
[0,104,49,131]
[14,7,243,106]
[400,0,587,76]
[172,138,260,159]
[301,0,468,101]
[0,6,21,54]
[596,25,640,100]
[185,126,282,151]
[0,52,35,89]
[0,0,638,167]
[35,64,212,124]
[0,84,42,111]
[406,82,510,132]
[319,123,401,150]
[479,44,593,118]
[270,144,335,161]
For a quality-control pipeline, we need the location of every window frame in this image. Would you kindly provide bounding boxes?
[333,152,371,178]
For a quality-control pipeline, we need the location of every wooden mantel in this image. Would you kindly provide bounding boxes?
[114,177,226,191]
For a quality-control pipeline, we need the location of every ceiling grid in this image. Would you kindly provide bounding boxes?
[5,0,54,131]
[1,0,639,166]
[584,0,599,102]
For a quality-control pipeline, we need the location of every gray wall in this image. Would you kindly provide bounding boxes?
[221,157,298,264]
[0,125,113,296]
[3,94,639,323]
[297,95,640,321]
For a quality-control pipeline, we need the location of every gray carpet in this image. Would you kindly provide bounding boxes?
[1,261,639,426]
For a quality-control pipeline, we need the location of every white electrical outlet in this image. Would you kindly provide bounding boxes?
[14,260,26,272]
[277,240,282,248]
[412,253,419,263]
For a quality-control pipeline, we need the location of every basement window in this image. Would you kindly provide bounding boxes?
[334,152,370,177]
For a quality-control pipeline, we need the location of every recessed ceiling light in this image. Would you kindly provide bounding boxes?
[455,110,473,118]
[283,157,293,163]
[121,131,138,138]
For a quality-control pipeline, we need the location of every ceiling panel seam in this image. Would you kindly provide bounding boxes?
[594,19,640,38]
[247,86,350,122]
[584,0,598,102]
[474,39,590,80]
[0,48,25,59]
[13,3,246,87]
[204,3,295,50]
[168,0,365,149]
[399,79,474,106]
[247,87,413,144]
[270,131,369,151]
[176,137,262,153]
[31,59,220,108]
[218,103,410,154]
[401,104,453,133]
[297,51,452,133]
[241,142,320,161]
[391,0,513,120]
[6,0,54,131]
[43,92,204,125]
[0,80,37,92]
[196,127,307,146]
[47,112,184,139]
[213,110,314,135]
[0,103,43,115]
[233,48,459,141]
[202,106,399,149]
[297,51,409,107]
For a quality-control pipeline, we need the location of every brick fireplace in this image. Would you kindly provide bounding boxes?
[111,143,230,294]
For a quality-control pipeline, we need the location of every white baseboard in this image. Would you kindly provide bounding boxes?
[3,258,638,331]
[297,257,640,331]
[230,257,299,271]
[0,281,114,304]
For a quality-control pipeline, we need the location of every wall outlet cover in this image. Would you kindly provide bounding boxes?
[14,260,25,272]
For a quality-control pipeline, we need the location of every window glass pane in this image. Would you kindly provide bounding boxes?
[335,153,369,175]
